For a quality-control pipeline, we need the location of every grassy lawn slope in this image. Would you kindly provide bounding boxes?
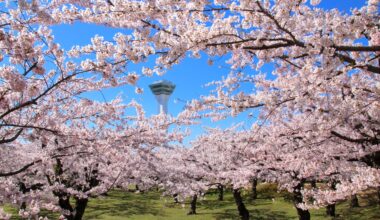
[4,183,380,219]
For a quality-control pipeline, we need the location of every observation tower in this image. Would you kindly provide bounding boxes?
[149,80,176,114]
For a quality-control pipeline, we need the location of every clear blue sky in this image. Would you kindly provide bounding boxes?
[50,0,368,143]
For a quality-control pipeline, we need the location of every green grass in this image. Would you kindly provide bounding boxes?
[3,183,380,219]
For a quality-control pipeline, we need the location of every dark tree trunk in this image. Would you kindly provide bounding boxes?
[20,202,26,210]
[326,204,335,217]
[56,195,89,220]
[51,161,96,220]
[326,181,336,217]
[58,194,74,220]
[187,195,197,215]
[350,194,359,208]
[310,180,317,188]
[251,178,258,200]
[52,159,74,220]
[18,182,43,210]
[173,193,179,203]
[73,198,88,220]
[18,182,27,210]
[218,184,224,201]
[293,181,310,220]
[233,189,250,220]
[377,187,380,205]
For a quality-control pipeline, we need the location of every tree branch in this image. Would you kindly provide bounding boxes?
[334,45,380,52]
[0,159,41,177]
[0,123,58,134]
[0,128,23,144]
[331,130,379,145]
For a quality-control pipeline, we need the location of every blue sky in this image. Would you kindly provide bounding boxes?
[50,0,368,143]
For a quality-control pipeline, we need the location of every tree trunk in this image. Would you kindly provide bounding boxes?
[326,204,335,217]
[173,193,179,203]
[233,189,250,220]
[377,187,380,205]
[57,195,89,220]
[251,178,257,200]
[350,194,359,208]
[58,194,74,220]
[187,195,197,215]
[53,161,94,220]
[218,184,224,201]
[73,198,88,220]
[293,181,310,220]
[18,182,27,210]
[310,180,317,188]
[326,181,336,217]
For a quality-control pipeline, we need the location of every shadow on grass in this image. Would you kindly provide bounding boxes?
[84,190,166,219]
[199,194,236,211]
[210,208,291,220]
[250,208,292,220]
[336,204,380,220]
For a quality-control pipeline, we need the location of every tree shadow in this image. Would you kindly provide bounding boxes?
[84,190,166,219]
[210,208,291,220]
[199,194,236,210]
[359,192,379,207]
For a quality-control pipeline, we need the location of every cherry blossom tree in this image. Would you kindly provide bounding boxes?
[41,0,379,75]
[154,146,207,215]
[160,127,256,219]
[0,0,143,175]
[1,0,379,219]
[1,97,190,219]
[192,127,253,220]
[0,1,191,219]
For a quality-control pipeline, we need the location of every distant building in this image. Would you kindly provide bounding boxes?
[149,80,175,114]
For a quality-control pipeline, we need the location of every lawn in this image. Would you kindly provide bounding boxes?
[4,183,380,219]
